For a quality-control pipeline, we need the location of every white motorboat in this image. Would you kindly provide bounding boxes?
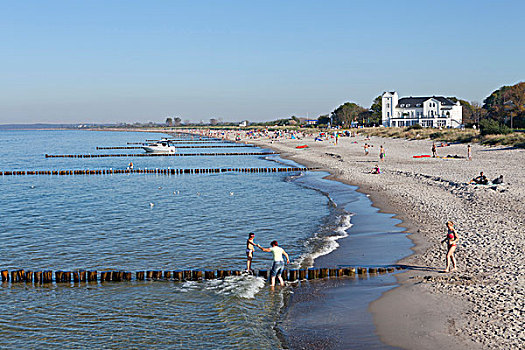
[142,141,177,153]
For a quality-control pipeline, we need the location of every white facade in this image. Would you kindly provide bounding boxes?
[382,91,462,128]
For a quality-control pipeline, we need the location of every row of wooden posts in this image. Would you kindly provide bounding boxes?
[1,266,402,284]
[44,151,276,158]
[0,167,312,176]
[96,145,254,150]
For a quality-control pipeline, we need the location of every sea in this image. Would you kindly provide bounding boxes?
[0,129,411,349]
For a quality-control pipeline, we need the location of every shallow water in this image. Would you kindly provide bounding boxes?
[0,130,411,349]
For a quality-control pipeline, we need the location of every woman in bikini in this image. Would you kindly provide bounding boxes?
[246,232,257,274]
[441,221,459,272]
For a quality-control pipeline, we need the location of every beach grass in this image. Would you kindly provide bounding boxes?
[359,127,525,148]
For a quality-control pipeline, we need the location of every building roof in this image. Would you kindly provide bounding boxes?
[397,96,455,107]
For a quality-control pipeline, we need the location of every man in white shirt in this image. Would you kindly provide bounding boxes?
[257,240,290,287]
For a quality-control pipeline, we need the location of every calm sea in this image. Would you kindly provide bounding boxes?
[0,130,411,349]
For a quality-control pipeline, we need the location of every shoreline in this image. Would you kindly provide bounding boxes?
[84,127,523,349]
[220,131,523,349]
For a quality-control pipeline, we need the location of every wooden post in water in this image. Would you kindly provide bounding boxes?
[34,271,43,284]
[368,267,378,274]
[183,270,192,280]
[63,271,71,282]
[152,271,162,279]
[319,268,329,278]
[43,271,53,283]
[173,270,183,281]
[25,271,33,282]
[164,271,172,280]
[136,271,145,281]
[73,271,80,282]
[298,269,307,280]
[192,270,202,281]
[357,267,367,275]
[343,267,356,276]
[231,270,241,276]
[307,268,318,280]
[146,271,154,280]
[378,267,386,274]
[113,271,123,281]
[387,267,395,273]
[1,270,8,282]
[55,271,63,283]
[216,270,225,279]
[100,271,108,282]
[329,268,338,277]
[204,270,215,280]
[288,269,298,281]
[87,271,98,282]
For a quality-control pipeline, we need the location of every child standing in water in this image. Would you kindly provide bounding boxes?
[245,233,257,274]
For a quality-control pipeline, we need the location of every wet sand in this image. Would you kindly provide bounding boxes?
[237,132,524,349]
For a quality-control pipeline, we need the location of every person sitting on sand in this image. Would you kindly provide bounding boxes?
[492,175,504,184]
[371,164,380,174]
[256,240,290,287]
[470,171,488,185]
[441,221,459,272]
[245,232,258,274]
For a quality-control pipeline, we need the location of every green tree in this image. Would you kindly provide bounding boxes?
[174,117,182,126]
[370,95,382,125]
[165,117,173,126]
[317,114,330,126]
[331,102,366,127]
[483,82,525,128]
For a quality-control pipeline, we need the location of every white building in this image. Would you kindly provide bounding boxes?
[382,91,462,128]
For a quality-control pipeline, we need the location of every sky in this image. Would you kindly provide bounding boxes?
[0,0,524,124]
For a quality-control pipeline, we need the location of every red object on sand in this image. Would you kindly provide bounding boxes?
[296,145,309,149]
[413,155,432,158]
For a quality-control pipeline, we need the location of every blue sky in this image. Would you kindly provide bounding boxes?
[0,0,523,124]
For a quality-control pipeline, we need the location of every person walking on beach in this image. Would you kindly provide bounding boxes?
[379,145,385,162]
[432,142,437,158]
[257,241,290,287]
[467,144,472,160]
[245,232,258,274]
[441,221,459,272]
[364,143,369,156]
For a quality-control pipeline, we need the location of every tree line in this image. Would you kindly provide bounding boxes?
[320,81,524,129]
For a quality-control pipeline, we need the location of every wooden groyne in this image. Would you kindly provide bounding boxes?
[0,167,314,176]
[96,145,255,150]
[1,266,402,285]
[44,152,276,158]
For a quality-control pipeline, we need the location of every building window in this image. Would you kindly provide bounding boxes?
[387,112,390,117]
[386,103,390,108]
[392,121,396,127]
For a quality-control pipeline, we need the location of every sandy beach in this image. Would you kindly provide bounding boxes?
[201,129,525,349]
